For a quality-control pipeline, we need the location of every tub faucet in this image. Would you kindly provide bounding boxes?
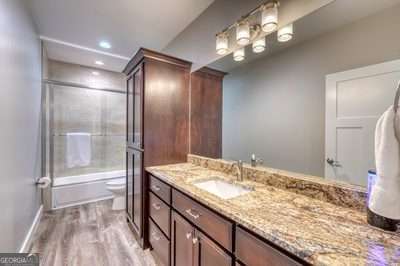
[232,160,244,181]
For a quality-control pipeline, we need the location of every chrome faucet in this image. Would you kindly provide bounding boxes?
[251,154,263,167]
[232,160,244,181]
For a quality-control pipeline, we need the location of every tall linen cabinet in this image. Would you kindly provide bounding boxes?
[123,48,191,247]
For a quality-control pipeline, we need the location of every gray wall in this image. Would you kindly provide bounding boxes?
[0,0,42,252]
[223,5,400,176]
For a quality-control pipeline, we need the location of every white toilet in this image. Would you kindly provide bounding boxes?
[106,178,126,210]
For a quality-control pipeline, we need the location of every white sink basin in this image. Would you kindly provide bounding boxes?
[193,178,252,199]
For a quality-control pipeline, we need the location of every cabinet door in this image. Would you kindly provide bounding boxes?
[126,149,133,221]
[194,230,231,266]
[133,148,143,234]
[172,211,194,266]
[126,64,143,149]
[126,148,143,236]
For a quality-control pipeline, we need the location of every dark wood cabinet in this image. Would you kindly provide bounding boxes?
[236,226,303,266]
[149,191,170,237]
[126,63,143,149]
[171,210,231,266]
[171,210,194,266]
[124,49,191,247]
[172,189,233,251]
[126,147,143,236]
[149,219,170,266]
[147,175,307,266]
[190,67,226,158]
[194,229,231,266]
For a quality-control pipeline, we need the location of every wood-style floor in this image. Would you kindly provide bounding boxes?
[30,200,156,266]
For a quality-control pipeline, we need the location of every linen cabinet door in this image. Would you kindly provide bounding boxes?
[171,211,194,266]
[126,148,134,221]
[126,64,143,149]
[193,230,231,266]
[132,148,143,236]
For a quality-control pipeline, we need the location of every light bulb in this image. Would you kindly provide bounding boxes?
[233,48,245,61]
[252,37,266,53]
[277,24,293,42]
[236,21,250,46]
[216,34,228,55]
[99,41,111,49]
[261,4,278,33]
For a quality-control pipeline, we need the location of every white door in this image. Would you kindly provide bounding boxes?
[325,59,400,186]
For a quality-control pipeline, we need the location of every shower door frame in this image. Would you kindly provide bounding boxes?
[42,79,126,183]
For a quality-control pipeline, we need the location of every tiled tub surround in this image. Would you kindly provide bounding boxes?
[48,60,126,178]
[147,155,400,265]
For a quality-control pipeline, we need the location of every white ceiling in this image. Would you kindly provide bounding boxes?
[27,0,214,72]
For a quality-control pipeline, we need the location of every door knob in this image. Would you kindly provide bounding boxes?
[326,158,341,167]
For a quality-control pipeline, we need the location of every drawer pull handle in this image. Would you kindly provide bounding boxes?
[192,236,199,244]
[186,232,192,239]
[151,185,161,191]
[151,232,160,241]
[152,203,161,210]
[186,208,200,219]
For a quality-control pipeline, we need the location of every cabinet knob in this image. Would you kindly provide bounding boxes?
[192,236,199,244]
[151,185,161,191]
[152,203,161,210]
[151,232,160,241]
[186,232,192,239]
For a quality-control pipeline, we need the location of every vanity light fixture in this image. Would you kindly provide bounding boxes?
[215,1,285,60]
[233,48,245,61]
[252,37,266,53]
[95,60,104,66]
[216,33,229,55]
[261,3,278,33]
[277,23,293,42]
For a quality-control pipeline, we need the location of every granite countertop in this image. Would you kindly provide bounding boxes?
[146,162,400,266]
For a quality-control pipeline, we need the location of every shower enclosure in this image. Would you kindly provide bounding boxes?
[42,79,126,208]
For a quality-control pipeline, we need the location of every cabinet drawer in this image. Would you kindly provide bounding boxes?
[172,189,233,252]
[149,219,170,266]
[236,227,302,266]
[150,175,171,204]
[150,191,170,237]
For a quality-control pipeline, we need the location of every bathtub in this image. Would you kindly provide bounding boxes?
[52,170,125,209]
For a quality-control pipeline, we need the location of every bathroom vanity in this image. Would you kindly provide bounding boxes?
[145,155,400,266]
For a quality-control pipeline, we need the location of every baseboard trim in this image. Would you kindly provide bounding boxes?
[19,204,43,253]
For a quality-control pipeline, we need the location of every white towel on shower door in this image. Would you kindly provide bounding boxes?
[369,106,400,219]
[66,132,91,168]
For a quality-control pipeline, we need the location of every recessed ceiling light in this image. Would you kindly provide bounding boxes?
[95,60,104,66]
[99,41,111,49]
[92,71,100,76]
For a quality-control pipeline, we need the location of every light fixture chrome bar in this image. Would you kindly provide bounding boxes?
[217,0,279,35]
[43,79,125,94]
